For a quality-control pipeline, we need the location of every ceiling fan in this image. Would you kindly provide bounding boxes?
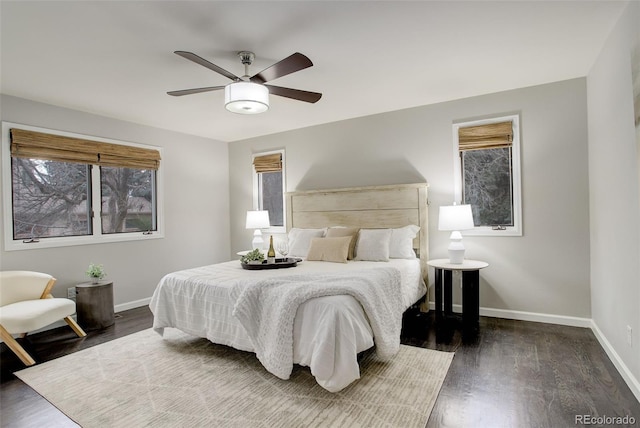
[167,51,322,114]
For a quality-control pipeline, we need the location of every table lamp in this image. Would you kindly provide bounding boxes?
[246,210,270,250]
[438,204,474,264]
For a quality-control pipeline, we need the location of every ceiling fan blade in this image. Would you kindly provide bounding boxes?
[265,85,322,103]
[167,86,225,96]
[250,52,313,84]
[174,51,239,81]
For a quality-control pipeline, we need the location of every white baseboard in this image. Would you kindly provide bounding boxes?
[426,301,592,327]
[478,306,592,327]
[114,297,151,313]
[590,321,640,403]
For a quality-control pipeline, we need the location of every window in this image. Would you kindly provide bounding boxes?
[11,158,92,239]
[2,122,163,250]
[252,150,285,233]
[452,115,522,236]
[100,167,157,234]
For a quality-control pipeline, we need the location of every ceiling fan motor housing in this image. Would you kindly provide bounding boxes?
[225,81,269,114]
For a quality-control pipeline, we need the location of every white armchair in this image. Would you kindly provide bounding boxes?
[0,271,87,366]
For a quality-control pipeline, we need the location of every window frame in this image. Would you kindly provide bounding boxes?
[452,114,522,236]
[252,149,286,234]
[2,122,164,251]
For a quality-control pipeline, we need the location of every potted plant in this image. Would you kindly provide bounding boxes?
[86,263,106,284]
[240,249,264,265]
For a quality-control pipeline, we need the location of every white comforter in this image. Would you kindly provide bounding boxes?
[149,259,425,392]
[231,267,402,381]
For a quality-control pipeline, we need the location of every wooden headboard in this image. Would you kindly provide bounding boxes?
[285,183,429,281]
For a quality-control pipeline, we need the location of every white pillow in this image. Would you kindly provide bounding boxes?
[389,225,420,259]
[355,229,392,262]
[288,228,326,257]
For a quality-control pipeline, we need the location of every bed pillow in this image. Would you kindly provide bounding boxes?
[389,225,420,259]
[354,229,392,262]
[325,227,359,260]
[288,228,326,258]
[306,236,351,263]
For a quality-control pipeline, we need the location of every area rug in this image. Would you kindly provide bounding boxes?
[16,328,453,428]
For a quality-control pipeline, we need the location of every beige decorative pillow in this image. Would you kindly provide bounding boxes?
[325,227,360,260]
[306,236,351,263]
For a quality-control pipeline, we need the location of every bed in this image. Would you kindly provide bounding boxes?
[150,183,429,392]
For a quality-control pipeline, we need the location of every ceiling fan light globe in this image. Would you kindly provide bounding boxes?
[225,82,269,114]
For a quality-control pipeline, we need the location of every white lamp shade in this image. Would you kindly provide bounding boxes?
[438,204,475,231]
[225,82,269,114]
[245,210,270,229]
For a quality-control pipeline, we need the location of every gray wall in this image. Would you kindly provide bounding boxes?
[0,95,230,307]
[587,1,640,393]
[229,78,591,319]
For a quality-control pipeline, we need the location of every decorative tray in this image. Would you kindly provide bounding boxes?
[241,257,300,270]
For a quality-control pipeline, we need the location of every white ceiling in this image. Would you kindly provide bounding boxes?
[0,1,627,142]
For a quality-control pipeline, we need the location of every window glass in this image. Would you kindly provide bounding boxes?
[11,158,91,240]
[100,167,157,234]
[462,147,513,227]
[259,171,283,227]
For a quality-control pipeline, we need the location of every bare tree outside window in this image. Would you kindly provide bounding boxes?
[101,167,156,234]
[260,171,283,227]
[11,158,91,240]
[462,148,513,227]
[11,159,157,240]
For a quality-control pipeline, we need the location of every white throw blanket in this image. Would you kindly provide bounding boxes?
[230,267,403,380]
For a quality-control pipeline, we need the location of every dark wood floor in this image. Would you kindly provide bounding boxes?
[1,306,639,428]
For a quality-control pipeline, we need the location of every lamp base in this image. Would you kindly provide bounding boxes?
[448,248,465,264]
[448,231,465,264]
[251,230,264,250]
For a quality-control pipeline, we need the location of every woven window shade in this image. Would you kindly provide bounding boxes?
[458,121,513,151]
[253,153,282,173]
[10,128,161,170]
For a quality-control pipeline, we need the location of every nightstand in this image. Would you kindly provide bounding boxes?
[427,259,489,330]
[76,281,115,330]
